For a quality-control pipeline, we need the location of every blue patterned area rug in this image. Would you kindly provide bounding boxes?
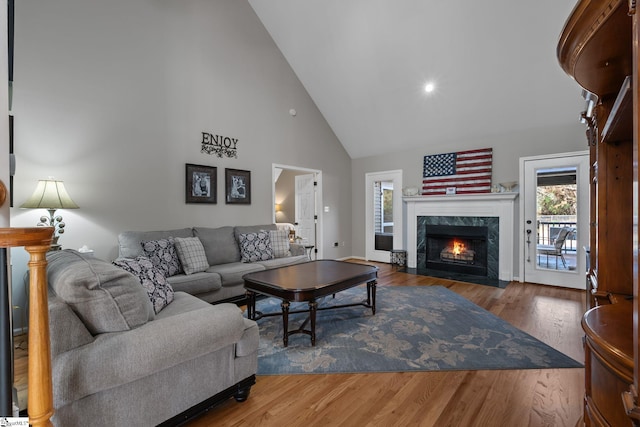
[254,285,582,375]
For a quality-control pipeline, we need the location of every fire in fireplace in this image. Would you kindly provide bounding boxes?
[426,224,488,276]
[440,240,476,264]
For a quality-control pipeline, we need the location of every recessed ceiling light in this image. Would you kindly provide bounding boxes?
[424,82,435,93]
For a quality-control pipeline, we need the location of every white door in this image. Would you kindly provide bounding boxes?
[365,170,403,263]
[520,152,589,288]
[295,173,316,252]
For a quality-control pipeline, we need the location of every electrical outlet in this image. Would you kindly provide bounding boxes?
[333,242,339,247]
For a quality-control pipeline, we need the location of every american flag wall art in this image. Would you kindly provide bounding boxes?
[422,148,493,195]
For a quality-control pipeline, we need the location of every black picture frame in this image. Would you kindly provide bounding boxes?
[186,163,216,204]
[225,168,251,204]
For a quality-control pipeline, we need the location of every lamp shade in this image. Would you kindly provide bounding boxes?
[20,180,79,210]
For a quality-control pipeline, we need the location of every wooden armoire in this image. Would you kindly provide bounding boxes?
[557,1,640,425]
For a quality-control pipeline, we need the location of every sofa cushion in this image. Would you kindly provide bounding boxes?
[153,291,213,318]
[141,237,183,277]
[269,229,291,258]
[47,250,154,335]
[206,262,265,287]
[118,228,194,258]
[167,271,222,295]
[238,231,274,262]
[174,237,209,274]
[255,254,309,269]
[112,257,175,314]
[193,226,240,265]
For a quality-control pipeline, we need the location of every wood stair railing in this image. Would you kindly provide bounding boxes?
[0,227,54,427]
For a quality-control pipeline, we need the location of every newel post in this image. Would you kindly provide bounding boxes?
[0,228,54,427]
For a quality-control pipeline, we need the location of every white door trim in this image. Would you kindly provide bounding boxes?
[365,170,403,262]
[518,150,589,288]
[272,164,323,260]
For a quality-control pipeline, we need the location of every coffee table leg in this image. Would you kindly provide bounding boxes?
[246,290,256,319]
[368,280,377,315]
[281,300,290,347]
[309,300,317,346]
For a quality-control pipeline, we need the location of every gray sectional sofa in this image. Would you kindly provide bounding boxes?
[117,223,309,303]
[46,249,259,427]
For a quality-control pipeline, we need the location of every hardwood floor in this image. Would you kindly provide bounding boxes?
[13,335,27,414]
[189,261,586,427]
[14,260,586,426]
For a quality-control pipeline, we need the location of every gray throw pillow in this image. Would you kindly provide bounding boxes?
[269,229,291,258]
[174,237,209,274]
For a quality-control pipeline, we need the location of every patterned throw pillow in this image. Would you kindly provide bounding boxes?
[173,236,209,274]
[269,229,291,258]
[112,257,175,314]
[141,237,183,277]
[239,231,274,262]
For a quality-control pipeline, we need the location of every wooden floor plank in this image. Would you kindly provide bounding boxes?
[366,371,466,427]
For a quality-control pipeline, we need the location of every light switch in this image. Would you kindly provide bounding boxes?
[324,206,330,212]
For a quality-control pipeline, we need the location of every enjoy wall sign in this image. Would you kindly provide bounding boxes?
[201,132,238,158]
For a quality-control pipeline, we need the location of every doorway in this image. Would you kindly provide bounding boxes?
[519,152,589,289]
[272,164,323,260]
[365,170,403,263]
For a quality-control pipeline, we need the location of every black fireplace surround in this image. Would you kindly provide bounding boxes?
[417,216,499,281]
[425,224,488,276]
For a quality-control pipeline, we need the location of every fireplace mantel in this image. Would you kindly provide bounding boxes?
[404,193,518,281]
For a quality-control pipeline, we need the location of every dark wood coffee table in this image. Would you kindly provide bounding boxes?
[243,260,378,347]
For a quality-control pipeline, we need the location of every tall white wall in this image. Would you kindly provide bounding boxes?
[9,0,352,329]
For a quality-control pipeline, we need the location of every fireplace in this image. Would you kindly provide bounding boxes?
[404,193,517,283]
[417,215,500,281]
[425,224,488,276]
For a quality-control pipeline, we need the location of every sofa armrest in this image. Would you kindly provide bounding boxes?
[290,243,305,256]
[52,302,246,406]
[49,295,95,357]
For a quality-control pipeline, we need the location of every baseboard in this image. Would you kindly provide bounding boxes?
[13,326,27,336]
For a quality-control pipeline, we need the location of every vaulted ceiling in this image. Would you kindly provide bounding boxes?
[249,0,584,159]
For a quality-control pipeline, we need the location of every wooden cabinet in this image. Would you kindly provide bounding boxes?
[583,301,633,426]
[558,1,638,425]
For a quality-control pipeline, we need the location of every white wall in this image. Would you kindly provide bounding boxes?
[351,122,587,277]
[9,0,352,329]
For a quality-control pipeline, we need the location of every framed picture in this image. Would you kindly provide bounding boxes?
[186,163,216,204]
[225,168,251,204]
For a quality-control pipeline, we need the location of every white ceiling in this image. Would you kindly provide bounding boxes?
[249,0,585,159]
